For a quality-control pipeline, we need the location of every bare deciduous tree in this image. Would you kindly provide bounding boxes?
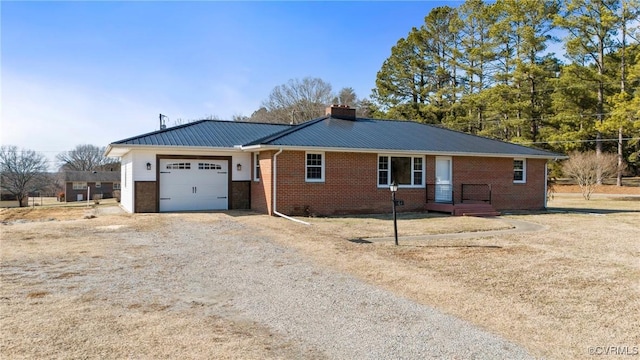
[255,77,334,124]
[249,78,373,124]
[56,144,118,171]
[562,151,619,200]
[231,113,249,122]
[172,114,222,126]
[0,145,49,207]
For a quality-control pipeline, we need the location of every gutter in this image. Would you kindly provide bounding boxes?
[240,144,564,160]
[103,145,113,157]
[272,148,310,226]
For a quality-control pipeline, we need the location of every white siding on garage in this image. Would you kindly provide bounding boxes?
[233,152,252,181]
[116,148,248,213]
[129,149,250,182]
[120,153,134,213]
[132,150,157,182]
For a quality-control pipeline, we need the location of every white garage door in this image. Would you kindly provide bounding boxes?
[159,159,228,212]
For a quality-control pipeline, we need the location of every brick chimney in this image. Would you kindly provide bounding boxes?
[325,104,356,120]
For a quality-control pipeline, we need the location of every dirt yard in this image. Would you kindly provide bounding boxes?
[1,193,638,359]
[243,194,640,359]
[1,207,313,359]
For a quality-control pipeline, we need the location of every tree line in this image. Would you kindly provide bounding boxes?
[1,144,118,206]
[236,1,638,179]
[371,0,639,179]
[5,1,638,206]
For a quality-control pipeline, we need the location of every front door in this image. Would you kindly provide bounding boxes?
[435,157,452,202]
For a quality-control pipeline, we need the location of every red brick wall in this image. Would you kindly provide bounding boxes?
[231,181,251,209]
[65,182,117,202]
[251,151,275,214]
[134,181,157,213]
[251,151,548,216]
[450,156,547,211]
[271,151,425,216]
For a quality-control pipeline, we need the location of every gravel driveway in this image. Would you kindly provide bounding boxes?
[102,213,531,359]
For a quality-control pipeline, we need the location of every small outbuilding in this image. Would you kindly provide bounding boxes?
[63,171,121,202]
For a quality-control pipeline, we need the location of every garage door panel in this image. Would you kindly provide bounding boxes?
[159,159,228,212]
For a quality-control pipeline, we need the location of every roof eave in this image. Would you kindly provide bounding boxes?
[239,144,564,159]
[105,143,246,158]
[105,144,130,158]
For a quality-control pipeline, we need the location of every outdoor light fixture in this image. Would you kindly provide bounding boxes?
[237,163,242,171]
[389,181,398,193]
[146,162,152,170]
[390,181,399,246]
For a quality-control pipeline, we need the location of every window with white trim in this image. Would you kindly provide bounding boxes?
[254,153,260,181]
[305,152,324,182]
[378,155,424,187]
[513,159,526,183]
[113,182,121,190]
[73,182,87,190]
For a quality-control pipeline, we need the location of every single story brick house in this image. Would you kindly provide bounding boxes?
[105,106,563,215]
[63,170,121,202]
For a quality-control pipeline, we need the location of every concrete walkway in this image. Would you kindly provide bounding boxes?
[365,217,547,243]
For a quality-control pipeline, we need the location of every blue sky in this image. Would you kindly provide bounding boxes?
[2,1,462,169]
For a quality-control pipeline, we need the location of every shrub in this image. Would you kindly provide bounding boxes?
[562,151,618,200]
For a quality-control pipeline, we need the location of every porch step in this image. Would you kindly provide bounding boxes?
[461,211,501,217]
[452,203,499,216]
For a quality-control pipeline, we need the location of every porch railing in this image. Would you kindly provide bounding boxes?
[426,183,492,205]
[425,184,454,204]
[461,184,492,204]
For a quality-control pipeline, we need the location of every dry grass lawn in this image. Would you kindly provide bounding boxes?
[243,194,640,359]
[0,204,309,359]
[1,193,638,359]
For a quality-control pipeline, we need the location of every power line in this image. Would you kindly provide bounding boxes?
[521,137,640,145]
[458,79,635,95]
[442,110,639,126]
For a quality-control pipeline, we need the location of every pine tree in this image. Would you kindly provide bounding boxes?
[555,0,621,157]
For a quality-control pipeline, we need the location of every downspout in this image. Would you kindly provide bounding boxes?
[544,161,548,209]
[273,148,311,225]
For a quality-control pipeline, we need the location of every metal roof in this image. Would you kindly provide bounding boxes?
[64,171,121,182]
[111,120,292,148]
[250,117,562,158]
[108,117,562,158]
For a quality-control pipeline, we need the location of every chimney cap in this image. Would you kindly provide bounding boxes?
[325,104,356,120]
